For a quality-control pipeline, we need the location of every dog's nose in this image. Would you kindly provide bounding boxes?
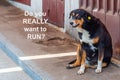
[70,22,73,25]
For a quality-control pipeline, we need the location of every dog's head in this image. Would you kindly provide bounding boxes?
[69,9,93,28]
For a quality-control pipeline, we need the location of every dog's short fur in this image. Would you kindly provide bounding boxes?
[66,9,113,74]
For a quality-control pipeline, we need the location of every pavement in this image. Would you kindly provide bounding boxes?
[0,1,120,80]
[0,48,32,80]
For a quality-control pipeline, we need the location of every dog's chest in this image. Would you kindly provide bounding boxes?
[77,28,97,51]
[77,28,91,43]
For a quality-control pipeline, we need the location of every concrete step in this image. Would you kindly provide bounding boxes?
[0,49,32,80]
[0,34,51,80]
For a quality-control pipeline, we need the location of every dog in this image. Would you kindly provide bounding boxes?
[66,9,113,75]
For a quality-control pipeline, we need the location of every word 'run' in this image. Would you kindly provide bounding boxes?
[27,34,45,40]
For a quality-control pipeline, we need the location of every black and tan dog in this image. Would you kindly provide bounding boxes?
[67,9,113,74]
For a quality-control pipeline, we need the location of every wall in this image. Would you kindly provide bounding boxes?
[42,0,64,27]
[64,0,80,40]
[7,0,42,18]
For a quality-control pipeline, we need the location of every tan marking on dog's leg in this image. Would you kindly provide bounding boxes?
[70,44,81,67]
[80,51,86,65]
[77,50,86,75]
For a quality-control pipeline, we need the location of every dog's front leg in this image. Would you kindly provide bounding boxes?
[95,46,104,73]
[77,50,86,75]
[66,44,81,69]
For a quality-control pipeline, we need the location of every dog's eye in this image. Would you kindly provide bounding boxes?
[76,16,82,20]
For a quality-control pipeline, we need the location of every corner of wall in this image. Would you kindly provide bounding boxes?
[64,0,80,40]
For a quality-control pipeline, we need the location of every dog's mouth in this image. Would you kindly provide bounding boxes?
[69,17,81,28]
[72,24,80,28]
[70,22,80,28]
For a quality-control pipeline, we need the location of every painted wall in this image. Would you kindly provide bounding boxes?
[64,0,80,40]
[31,0,42,18]
[7,0,42,18]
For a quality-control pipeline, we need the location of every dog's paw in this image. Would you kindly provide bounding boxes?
[77,65,85,75]
[77,68,85,75]
[95,68,102,73]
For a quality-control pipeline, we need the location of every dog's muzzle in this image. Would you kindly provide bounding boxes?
[70,22,79,28]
